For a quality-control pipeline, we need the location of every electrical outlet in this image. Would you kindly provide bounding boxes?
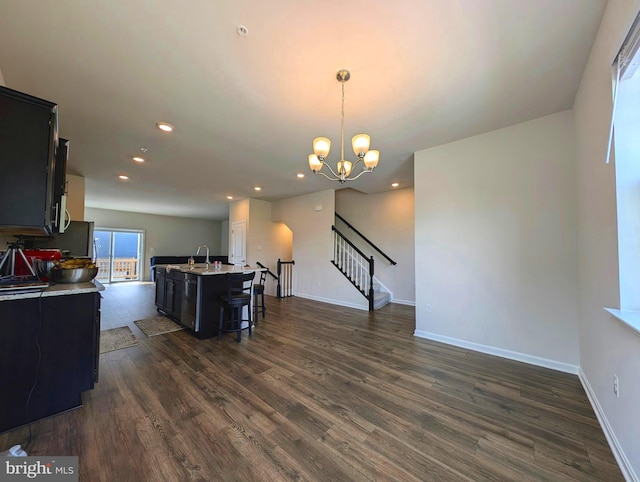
[426,304,432,313]
[613,374,619,397]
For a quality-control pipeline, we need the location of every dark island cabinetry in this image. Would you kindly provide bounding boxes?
[155,267,184,321]
[0,291,100,433]
[154,265,265,340]
[155,266,220,339]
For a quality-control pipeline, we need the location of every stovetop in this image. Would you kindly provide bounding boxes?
[0,276,48,292]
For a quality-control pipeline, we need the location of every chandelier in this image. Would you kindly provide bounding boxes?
[308,69,379,183]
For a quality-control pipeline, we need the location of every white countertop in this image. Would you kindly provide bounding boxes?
[158,264,266,276]
[0,279,105,301]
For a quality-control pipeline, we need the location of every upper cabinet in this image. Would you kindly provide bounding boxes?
[0,86,67,236]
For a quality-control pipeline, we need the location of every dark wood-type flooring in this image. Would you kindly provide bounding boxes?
[0,282,623,481]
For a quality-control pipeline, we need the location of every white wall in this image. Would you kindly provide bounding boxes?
[246,199,292,296]
[85,207,222,280]
[0,235,15,255]
[0,66,5,86]
[574,0,640,479]
[66,174,85,221]
[414,110,579,372]
[335,187,415,304]
[273,189,369,309]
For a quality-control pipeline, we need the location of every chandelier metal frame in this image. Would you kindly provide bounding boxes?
[308,69,379,183]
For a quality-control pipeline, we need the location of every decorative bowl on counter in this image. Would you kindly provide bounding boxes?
[27,250,63,281]
[50,267,99,284]
[49,258,99,284]
[33,259,57,280]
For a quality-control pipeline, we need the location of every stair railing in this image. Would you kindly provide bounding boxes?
[332,226,374,311]
[276,259,295,298]
[335,212,396,265]
[256,261,278,281]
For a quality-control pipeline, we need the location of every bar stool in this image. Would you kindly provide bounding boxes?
[218,272,255,342]
[253,269,267,322]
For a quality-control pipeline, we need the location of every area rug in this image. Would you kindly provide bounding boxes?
[134,316,185,337]
[100,326,139,353]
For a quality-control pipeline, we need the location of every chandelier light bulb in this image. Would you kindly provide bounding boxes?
[313,137,331,159]
[364,150,380,170]
[309,154,322,172]
[352,134,370,157]
[337,160,353,177]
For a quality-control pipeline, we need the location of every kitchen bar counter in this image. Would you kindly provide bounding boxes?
[154,264,265,339]
[0,279,104,302]
[157,263,263,275]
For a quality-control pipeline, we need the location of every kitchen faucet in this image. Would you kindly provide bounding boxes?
[196,245,211,267]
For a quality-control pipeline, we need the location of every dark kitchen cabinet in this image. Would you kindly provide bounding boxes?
[52,138,70,230]
[0,291,101,433]
[155,267,184,321]
[155,268,167,309]
[53,138,68,206]
[0,86,65,236]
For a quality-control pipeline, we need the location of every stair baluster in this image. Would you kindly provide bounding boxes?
[331,226,375,311]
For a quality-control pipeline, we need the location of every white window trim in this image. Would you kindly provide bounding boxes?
[604,308,640,336]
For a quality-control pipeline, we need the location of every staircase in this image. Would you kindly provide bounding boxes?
[331,225,392,310]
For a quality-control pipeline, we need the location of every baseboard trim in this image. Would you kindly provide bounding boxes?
[413,330,579,374]
[390,299,416,306]
[294,293,368,311]
[579,369,637,482]
[293,293,416,310]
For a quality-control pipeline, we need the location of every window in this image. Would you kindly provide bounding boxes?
[94,229,144,283]
[606,11,640,334]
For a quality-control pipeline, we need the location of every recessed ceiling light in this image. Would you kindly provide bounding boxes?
[391,182,399,187]
[226,196,233,200]
[297,173,305,178]
[118,175,129,180]
[254,186,262,191]
[132,156,145,163]
[156,121,174,132]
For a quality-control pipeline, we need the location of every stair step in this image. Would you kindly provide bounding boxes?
[373,291,391,310]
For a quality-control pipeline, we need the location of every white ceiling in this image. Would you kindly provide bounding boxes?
[0,0,607,221]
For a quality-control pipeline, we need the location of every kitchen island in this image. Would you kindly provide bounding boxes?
[0,280,103,433]
[154,264,265,339]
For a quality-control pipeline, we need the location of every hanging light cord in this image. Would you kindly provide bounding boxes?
[340,80,345,162]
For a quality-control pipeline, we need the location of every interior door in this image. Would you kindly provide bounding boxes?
[230,221,246,266]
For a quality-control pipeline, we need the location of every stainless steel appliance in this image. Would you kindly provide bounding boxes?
[181,274,198,331]
[27,221,95,258]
